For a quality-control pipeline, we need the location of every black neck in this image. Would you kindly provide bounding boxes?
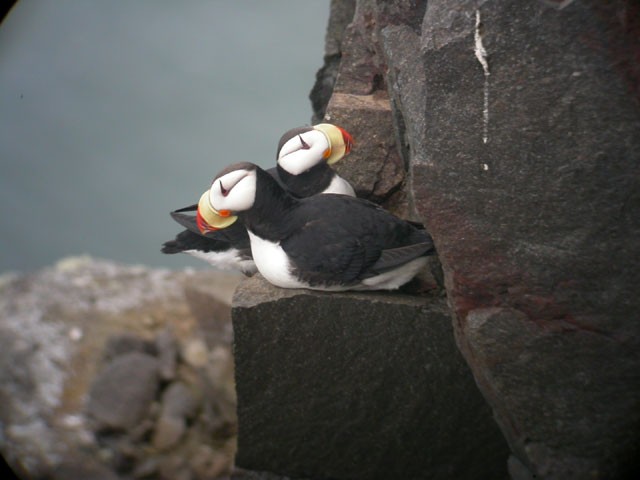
[241,167,300,240]
[276,163,333,198]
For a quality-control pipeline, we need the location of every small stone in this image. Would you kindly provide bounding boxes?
[152,382,198,451]
[161,382,198,419]
[68,326,83,341]
[152,415,185,451]
[86,352,159,431]
[182,338,209,368]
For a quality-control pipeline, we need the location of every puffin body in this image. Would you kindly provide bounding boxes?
[197,163,435,291]
[161,124,354,273]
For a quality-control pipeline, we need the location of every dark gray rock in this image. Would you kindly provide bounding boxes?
[160,381,198,419]
[326,91,406,207]
[231,275,509,480]
[309,0,356,123]
[87,352,160,431]
[319,0,429,215]
[376,0,640,477]
[152,381,198,451]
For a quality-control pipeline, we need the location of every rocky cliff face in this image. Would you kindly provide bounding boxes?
[306,0,640,478]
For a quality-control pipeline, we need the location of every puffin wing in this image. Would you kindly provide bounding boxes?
[372,240,435,273]
[162,229,231,254]
[282,228,374,285]
[280,195,423,286]
[169,204,202,235]
[163,221,251,254]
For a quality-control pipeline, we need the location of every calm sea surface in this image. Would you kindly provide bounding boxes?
[0,1,330,273]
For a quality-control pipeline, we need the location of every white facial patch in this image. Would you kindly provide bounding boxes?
[209,169,257,213]
[277,130,330,176]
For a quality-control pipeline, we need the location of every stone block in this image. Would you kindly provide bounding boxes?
[231,276,509,480]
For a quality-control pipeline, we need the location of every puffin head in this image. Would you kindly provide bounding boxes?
[196,162,257,234]
[277,123,353,176]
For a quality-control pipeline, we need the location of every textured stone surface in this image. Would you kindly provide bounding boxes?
[305,0,640,477]
[326,92,406,206]
[375,0,640,478]
[318,0,413,214]
[232,275,509,480]
[309,0,356,124]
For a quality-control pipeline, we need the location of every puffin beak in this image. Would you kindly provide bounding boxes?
[338,126,353,155]
[313,123,354,165]
[196,190,238,234]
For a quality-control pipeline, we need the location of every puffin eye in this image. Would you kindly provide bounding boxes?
[298,134,311,150]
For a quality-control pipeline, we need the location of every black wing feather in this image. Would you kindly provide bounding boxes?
[279,195,433,286]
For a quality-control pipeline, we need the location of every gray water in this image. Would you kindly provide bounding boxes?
[0,1,330,273]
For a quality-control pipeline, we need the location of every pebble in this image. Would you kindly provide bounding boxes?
[182,337,209,368]
[86,352,159,430]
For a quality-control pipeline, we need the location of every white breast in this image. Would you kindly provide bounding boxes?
[323,174,356,197]
[247,231,309,289]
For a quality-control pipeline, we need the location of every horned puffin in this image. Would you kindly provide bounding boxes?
[161,124,354,274]
[196,162,435,291]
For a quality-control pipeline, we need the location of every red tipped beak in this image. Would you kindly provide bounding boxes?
[337,126,353,155]
[196,208,218,234]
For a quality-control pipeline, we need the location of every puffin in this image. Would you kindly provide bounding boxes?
[196,162,435,291]
[161,124,354,274]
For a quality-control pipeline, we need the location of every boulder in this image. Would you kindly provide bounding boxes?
[231,275,510,480]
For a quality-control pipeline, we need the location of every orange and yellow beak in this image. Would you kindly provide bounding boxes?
[196,190,238,234]
[314,123,354,165]
[338,126,353,156]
